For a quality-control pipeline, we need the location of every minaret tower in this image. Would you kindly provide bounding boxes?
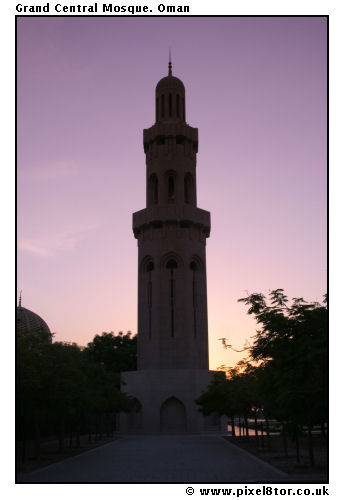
[121,60,225,433]
[133,58,210,370]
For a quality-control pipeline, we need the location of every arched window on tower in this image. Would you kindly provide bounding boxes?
[148,173,158,205]
[176,94,180,118]
[190,261,198,338]
[161,94,165,118]
[182,97,185,120]
[166,259,177,337]
[156,98,159,122]
[168,174,175,203]
[146,261,154,338]
[169,93,172,117]
[184,173,194,204]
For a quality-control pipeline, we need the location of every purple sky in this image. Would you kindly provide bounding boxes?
[17,16,327,369]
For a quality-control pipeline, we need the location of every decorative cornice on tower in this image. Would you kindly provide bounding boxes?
[143,122,198,150]
[133,205,210,239]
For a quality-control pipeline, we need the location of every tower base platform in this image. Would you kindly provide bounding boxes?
[119,369,227,434]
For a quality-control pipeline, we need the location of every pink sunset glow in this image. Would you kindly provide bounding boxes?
[17,16,327,369]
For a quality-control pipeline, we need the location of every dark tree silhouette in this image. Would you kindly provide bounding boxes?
[16,329,137,464]
[84,331,137,376]
[196,289,328,465]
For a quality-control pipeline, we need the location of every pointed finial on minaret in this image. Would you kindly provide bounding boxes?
[19,290,22,307]
[168,47,172,76]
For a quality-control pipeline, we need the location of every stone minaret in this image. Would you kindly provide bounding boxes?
[133,58,210,371]
[121,60,225,434]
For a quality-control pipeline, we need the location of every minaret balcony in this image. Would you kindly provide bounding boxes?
[144,122,198,148]
[133,205,210,238]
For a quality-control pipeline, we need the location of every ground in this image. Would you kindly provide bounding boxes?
[16,433,116,475]
[224,434,327,482]
[16,434,327,484]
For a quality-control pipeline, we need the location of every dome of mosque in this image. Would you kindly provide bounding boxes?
[17,304,52,343]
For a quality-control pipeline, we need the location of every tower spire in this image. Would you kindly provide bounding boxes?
[19,290,22,307]
[168,48,172,76]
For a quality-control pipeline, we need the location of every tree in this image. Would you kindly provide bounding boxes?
[195,366,257,437]
[238,289,327,422]
[35,342,87,451]
[17,331,137,461]
[196,289,327,465]
[84,331,137,377]
[17,328,49,460]
[195,372,233,417]
[238,289,328,463]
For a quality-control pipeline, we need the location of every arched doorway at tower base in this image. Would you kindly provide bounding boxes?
[160,397,187,433]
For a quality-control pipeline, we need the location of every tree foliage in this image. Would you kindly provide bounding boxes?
[84,331,137,376]
[16,329,138,457]
[196,289,328,437]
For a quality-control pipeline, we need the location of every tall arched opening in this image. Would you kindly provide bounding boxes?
[160,397,187,432]
[184,173,195,204]
[148,173,158,206]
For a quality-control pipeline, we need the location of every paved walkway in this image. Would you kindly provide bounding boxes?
[18,435,287,483]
